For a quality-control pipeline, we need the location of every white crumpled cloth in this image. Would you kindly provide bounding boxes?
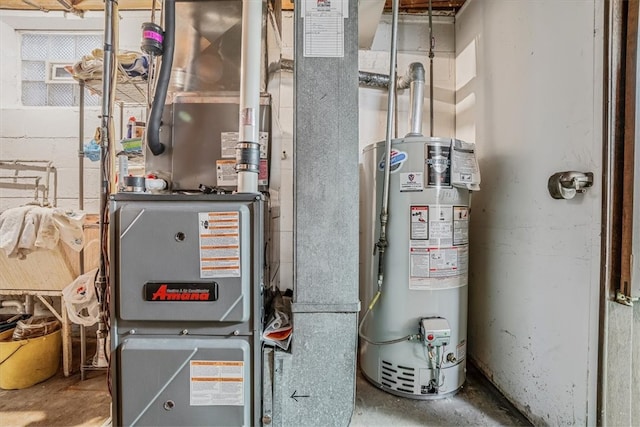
[0,206,86,259]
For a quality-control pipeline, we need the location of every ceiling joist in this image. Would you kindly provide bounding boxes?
[0,0,154,11]
[1,0,466,13]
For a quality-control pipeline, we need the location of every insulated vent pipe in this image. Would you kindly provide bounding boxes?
[235,0,263,194]
[146,0,176,156]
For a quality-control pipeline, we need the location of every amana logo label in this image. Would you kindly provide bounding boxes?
[144,282,219,302]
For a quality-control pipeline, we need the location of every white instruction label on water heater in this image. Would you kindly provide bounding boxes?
[410,206,429,240]
[429,206,453,246]
[453,206,469,245]
[428,248,458,277]
[409,203,468,290]
[456,340,467,361]
[400,172,424,192]
[409,245,468,290]
[198,212,241,278]
[190,360,244,406]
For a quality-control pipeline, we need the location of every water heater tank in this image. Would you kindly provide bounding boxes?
[359,136,477,399]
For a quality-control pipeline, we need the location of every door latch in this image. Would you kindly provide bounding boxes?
[548,171,594,200]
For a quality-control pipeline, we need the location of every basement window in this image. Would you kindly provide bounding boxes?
[20,32,102,107]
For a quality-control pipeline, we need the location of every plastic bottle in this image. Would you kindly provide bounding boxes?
[126,116,136,138]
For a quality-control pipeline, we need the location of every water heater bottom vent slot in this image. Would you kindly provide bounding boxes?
[381,360,415,394]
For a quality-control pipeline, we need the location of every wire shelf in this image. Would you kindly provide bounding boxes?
[81,77,147,104]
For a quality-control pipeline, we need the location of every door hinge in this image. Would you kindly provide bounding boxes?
[615,290,639,306]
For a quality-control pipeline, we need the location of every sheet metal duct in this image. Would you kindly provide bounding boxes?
[171,1,244,92]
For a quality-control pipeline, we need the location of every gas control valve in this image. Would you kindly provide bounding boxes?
[419,317,451,347]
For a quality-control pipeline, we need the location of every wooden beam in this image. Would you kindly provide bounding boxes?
[278,0,465,12]
[620,0,638,300]
[384,0,466,11]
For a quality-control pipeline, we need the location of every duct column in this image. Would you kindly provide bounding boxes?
[236,0,262,193]
[272,0,360,425]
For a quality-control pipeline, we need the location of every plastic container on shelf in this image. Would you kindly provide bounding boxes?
[127,116,136,138]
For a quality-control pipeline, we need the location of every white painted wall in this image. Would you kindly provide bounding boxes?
[0,11,149,212]
[456,0,603,424]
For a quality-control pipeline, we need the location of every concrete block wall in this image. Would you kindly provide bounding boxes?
[0,11,148,212]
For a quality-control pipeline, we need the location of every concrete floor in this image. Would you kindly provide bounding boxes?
[0,334,530,427]
[0,319,529,427]
[351,364,531,426]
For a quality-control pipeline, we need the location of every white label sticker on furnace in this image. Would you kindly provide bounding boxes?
[216,160,237,186]
[400,172,424,192]
[198,212,241,278]
[190,361,244,406]
[429,205,453,245]
[221,131,269,159]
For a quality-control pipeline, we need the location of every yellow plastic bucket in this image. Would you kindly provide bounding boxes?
[0,329,61,389]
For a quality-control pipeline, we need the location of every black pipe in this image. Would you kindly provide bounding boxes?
[147,0,176,156]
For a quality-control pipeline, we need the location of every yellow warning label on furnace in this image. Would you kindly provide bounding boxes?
[198,212,241,278]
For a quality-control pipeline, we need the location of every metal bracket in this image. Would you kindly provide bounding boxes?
[615,290,639,307]
[548,171,594,200]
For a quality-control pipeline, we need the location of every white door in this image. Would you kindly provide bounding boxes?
[455,1,603,424]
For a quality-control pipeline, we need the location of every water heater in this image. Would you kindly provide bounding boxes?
[359,136,479,399]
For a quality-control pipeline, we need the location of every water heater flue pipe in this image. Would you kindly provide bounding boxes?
[359,63,425,137]
[146,0,176,156]
[398,63,425,136]
[235,0,262,194]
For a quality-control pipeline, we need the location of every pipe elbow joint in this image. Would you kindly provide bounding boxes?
[397,62,425,89]
[148,141,165,156]
[408,62,425,83]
